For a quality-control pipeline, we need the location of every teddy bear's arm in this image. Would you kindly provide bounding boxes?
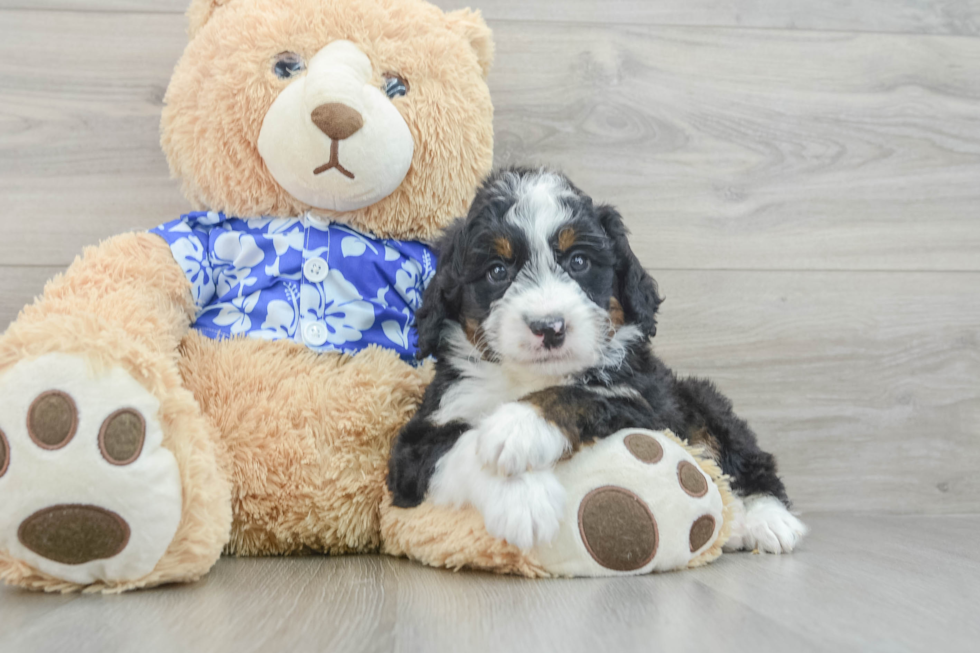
[11,232,195,351]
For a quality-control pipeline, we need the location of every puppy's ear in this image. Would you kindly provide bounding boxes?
[415,218,466,359]
[597,204,663,338]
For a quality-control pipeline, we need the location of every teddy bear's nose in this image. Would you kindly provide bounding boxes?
[311,102,364,141]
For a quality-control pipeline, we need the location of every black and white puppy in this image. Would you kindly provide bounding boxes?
[387,167,807,553]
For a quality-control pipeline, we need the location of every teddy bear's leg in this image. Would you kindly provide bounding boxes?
[0,233,231,592]
[535,429,733,577]
[178,334,430,557]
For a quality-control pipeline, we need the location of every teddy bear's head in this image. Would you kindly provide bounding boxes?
[162,0,494,240]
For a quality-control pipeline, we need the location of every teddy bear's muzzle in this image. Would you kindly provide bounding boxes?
[256,39,415,212]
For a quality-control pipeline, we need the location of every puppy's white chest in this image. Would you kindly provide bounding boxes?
[432,361,560,425]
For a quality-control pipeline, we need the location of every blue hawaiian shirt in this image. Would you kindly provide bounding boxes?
[151,212,436,364]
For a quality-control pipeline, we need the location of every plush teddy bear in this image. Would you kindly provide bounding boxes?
[382,428,733,577]
[0,0,730,593]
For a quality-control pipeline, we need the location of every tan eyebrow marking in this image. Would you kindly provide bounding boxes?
[558,227,577,252]
[494,237,513,259]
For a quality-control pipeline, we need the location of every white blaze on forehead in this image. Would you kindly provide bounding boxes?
[501,171,575,260]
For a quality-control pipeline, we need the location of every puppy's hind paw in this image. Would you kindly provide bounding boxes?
[723,494,808,554]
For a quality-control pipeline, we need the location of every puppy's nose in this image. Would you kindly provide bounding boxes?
[527,317,566,349]
[311,102,363,141]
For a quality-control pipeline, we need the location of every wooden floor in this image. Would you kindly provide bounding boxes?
[1,513,978,653]
[1,0,978,650]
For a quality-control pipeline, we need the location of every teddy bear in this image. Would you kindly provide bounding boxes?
[0,0,730,593]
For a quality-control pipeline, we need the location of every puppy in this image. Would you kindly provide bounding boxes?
[387,167,807,553]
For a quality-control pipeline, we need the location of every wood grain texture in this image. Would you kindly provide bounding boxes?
[488,23,980,271]
[2,513,978,652]
[440,1,980,36]
[5,0,980,36]
[0,267,61,330]
[651,270,980,514]
[0,9,187,263]
[2,11,979,269]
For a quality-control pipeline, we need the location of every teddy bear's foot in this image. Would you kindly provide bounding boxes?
[0,353,183,586]
[723,494,808,554]
[534,429,731,576]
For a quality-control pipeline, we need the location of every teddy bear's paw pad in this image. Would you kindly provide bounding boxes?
[17,504,130,565]
[0,353,182,585]
[677,460,708,497]
[623,432,664,463]
[578,486,658,572]
[27,391,78,450]
[535,429,726,576]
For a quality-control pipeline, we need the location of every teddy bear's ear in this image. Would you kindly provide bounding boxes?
[186,0,236,39]
[445,8,494,78]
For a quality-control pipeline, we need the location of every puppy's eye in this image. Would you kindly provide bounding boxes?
[568,253,591,273]
[487,263,508,283]
[273,52,306,79]
[383,74,409,98]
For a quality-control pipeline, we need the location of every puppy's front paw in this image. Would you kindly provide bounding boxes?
[475,402,568,476]
[480,470,566,550]
[723,495,808,554]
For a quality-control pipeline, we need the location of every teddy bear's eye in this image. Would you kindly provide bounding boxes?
[383,74,409,99]
[273,52,306,80]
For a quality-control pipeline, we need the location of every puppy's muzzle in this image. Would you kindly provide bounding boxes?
[527,316,566,349]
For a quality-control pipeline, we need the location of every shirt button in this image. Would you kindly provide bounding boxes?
[303,257,329,283]
[304,322,328,347]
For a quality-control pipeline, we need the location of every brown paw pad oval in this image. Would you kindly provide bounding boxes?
[678,461,708,498]
[624,433,663,464]
[0,429,8,478]
[18,504,131,565]
[690,514,716,552]
[578,486,658,572]
[27,390,78,450]
[99,409,146,466]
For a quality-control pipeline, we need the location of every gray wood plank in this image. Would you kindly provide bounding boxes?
[653,269,980,515]
[2,11,979,269]
[489,22,980,272]
[0,0,187,10]
[0,267,61,330]
[695,512,980,652]
[434,0,980,36]
[2,266,977,514]
[0,553,841,653]
[4,1,980,37]
[1,177,188,268]
[1,514,977,653]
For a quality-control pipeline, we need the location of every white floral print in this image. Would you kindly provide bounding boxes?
[168,233,214,308]
[150,212,435,363]
[210,290,261,335]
